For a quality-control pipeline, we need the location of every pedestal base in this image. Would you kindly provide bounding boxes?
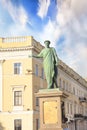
[36,89,68,130]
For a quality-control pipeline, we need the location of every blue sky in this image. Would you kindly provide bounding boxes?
[0,0,87,78]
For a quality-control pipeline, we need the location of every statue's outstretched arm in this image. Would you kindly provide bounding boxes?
[28,50,43,58]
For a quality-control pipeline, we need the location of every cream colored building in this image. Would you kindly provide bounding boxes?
[0,36,87,130]
[58,60,87,130]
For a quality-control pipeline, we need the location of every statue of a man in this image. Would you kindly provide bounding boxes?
[31,40,59,89]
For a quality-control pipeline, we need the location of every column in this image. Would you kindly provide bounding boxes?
[0,60,4,111]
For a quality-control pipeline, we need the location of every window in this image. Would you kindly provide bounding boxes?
[14,63,22,75]
[67,102,69,114]
[35,65,38,76]
[41,68,44,79]
[63,80,65,89]
[59,78,61,88]
[74,104,76,114]
[73,87,75,94]
[36,97,39,106]
[36,119,39,130]
[35,64,38,76]
[14,91,22,106]
[66,82,68,91]
[70,104,73,115]
[14,119,22,130]
[69,83,71,92]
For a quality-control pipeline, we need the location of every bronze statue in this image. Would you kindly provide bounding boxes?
[29,40,58,89]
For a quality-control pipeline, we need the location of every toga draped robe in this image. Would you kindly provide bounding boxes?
[37,47,58,88]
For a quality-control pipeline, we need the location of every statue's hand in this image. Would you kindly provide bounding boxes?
[28,54,37,58]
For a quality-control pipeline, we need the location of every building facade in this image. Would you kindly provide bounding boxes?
[0,36,87,130]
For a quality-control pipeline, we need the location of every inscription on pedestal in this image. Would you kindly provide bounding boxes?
[43,100,58,124]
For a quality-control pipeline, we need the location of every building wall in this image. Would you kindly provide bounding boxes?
[0,61,3,111]
[0,111,33,130]
[2,58,33,111]
[58,65,87,130]
[0,36,45,130]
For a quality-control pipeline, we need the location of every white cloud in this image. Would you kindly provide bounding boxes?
[37,0,50,19]
[37,19,62,46]
[61,40,87,77]
[0,0,33,37]
[0,0,30,26]
[71,0,87,16]
[55,0,87,77]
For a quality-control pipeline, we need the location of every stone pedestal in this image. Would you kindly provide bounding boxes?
[36,89,68,130]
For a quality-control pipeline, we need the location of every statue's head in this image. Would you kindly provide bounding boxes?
[44,40,50,47]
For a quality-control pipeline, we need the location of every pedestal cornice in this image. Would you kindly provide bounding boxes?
[35,88,68,98]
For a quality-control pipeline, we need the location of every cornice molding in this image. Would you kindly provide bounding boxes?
[0,46,34,52]
[58,59,87,88]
